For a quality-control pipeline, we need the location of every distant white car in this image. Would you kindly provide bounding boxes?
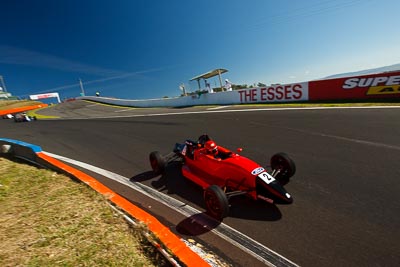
[14,112,37,122]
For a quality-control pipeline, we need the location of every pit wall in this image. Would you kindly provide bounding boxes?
[78,71,400,107]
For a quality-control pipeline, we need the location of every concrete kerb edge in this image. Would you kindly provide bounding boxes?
[0,138,210,267]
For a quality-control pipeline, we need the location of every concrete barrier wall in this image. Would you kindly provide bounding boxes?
[78,71,399,108]
[78,82,309,107]
[79,90,242,107]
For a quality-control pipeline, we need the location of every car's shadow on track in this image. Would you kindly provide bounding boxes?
[130,162,282,236]
[130,161,205,204]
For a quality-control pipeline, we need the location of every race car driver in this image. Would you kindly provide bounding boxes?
[205,140,219,158]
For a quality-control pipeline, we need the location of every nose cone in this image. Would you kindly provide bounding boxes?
[282,192,293,204]
[257,177,294,204]
[271,181,293,204]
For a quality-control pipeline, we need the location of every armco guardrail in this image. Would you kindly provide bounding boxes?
[0,138,210,267]
[79,71,399,107]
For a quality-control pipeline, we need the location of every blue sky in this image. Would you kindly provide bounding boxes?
[1,0,399,100]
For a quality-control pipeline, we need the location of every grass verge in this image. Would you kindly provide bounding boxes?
[0,157,168,266]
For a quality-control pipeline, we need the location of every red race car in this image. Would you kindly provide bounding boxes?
[149,134,296,220]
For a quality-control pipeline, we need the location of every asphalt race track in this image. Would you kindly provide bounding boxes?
[2,101,400,266]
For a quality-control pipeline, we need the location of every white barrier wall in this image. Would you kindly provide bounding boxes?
[78,82,309,107]
[0,92,12,98]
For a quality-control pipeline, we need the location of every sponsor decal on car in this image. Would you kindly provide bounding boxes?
[342,75,400,95]
[257,195,274,204]
[251,167,265,175]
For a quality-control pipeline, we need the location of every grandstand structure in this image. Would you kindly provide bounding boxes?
[0,75,14,99]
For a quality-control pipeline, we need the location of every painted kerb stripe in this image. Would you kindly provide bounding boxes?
[36,152,210,267]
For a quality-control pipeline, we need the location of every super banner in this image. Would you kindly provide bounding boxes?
[309,71,400,100]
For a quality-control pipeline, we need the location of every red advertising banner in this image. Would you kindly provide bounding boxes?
[309,71,400,100]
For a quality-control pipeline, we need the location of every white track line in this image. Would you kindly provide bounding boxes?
[207,106,229,110]
[114,108,136,113]
[44,151,299,267]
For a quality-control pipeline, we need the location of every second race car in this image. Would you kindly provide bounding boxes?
[14,112,37,122]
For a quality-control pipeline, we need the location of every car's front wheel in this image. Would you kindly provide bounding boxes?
[204,185,229,220]
[270,152,296,183]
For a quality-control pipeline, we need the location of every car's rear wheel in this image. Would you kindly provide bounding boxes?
[149,151,166,175]
[270,152,296,182]
[204,185,229,220]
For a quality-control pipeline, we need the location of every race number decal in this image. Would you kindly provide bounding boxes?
[258,172,275,184]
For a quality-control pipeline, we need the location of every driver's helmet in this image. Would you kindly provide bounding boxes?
[205,140,218,155]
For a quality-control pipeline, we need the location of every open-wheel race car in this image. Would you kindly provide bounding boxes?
[14,112,37,122]
[149,134,296,220]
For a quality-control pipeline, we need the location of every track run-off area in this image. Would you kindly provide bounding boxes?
[2,100,400,266]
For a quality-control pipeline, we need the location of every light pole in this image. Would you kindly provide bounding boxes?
[79,78,85,96]
[179,83,187,96]
[0,75,7,92]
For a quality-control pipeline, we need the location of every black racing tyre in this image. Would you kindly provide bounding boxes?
[270,152,296,180]
[204,185,229,220]
[149,151,166,175]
